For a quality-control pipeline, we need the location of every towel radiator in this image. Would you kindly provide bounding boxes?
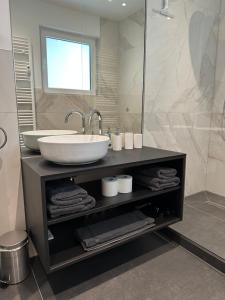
[12,36,36,148]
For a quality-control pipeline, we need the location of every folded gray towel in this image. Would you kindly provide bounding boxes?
[81,223,155,252]
[50,196,87,207]
[46,181,88,204]
[75,210,155,249]
[138,167,177,179]
[135,174,180,191]
[48,195,96,218]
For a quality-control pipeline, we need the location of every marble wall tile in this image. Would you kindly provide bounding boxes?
[144,0,220,196]
[208,114,225,162]
[206,1,225,197]
[144,112,211,195]
[145,0,219,114]
[119,9,144,132]
[207,112,225,196]
[35,89,94,114]
[207,157,225,196]
[120,112,142,133]
[0,0,12,50]
[36,112,85,133]
[213,80,225,113]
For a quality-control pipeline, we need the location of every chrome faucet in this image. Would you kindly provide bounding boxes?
[88,109,103,135]
[65,110,86,134]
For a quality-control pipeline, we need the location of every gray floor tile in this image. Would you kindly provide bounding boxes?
[33,232,225,300]
[70,247,225,300]
[186,191,225,221]
[0,272,41,300]
[33,232,176,299]
[171,191,225,260]
[2,231,225,300]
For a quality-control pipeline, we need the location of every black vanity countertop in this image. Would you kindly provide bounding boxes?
[22,147,186,179]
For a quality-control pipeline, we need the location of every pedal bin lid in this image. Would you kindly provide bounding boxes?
[0,231,28,251]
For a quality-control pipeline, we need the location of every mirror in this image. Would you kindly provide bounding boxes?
[9,0,146,152]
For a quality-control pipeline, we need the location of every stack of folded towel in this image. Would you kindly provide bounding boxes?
[75,210,155,251]
[46,180,96,219]
[134,167,180,191]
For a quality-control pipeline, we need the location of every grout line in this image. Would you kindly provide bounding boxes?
[185,202,225,223]
[31,267,44,300]
[206,200,225,211]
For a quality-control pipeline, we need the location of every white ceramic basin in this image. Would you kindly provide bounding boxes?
[22,130,77,151]
[38,135,109,165]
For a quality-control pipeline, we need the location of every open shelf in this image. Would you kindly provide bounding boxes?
[22,147,186,273]
[49,216,180,272]
[47,185,181,225]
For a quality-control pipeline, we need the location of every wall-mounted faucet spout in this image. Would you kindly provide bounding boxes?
[65,110,86,134]
[152,0,174,20]
[88,109,103,135]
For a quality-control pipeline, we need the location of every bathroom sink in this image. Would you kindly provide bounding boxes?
[38,135,110,165]
[22,130,77,151]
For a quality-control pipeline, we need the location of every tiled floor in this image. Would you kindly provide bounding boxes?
[0,271,41,300]
[1,232,225,300]
[171,191,225,260]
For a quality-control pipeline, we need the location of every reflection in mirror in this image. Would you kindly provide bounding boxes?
[9,0,145,152]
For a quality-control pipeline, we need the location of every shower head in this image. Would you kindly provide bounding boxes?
[153,0,174,20]
[152,8,174,19]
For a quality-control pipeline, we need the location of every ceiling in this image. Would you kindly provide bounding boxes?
[41,0,145,21]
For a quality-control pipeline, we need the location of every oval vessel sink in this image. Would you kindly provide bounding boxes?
[38,135,109,165]
[22,130,77,151]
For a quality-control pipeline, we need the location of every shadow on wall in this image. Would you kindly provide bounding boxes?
[189,11,220,103]
[0,154,25,235]
[15,174,25,231]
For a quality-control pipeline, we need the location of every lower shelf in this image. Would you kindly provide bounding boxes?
[49,216,181,272]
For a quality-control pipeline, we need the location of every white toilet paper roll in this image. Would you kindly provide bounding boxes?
[102,177,118,197]
[117,175,133,193]
[112,134,122,151]
[134,134,143,149]
[121,133,125,148]
[124,132,134,150]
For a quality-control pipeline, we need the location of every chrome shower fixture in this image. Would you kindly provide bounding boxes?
[152,0,174,19]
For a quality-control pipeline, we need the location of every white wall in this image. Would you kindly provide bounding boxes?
[0,0,25,235]
[10,0,100,89]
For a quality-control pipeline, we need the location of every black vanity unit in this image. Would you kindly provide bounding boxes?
[22,147,186,274]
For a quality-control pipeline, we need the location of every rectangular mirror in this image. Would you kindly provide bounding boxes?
[9,0,146,152]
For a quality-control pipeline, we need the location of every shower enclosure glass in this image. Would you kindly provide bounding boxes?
[144,0,225,260]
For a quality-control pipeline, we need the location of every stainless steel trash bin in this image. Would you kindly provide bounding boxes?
[0,231,29,284]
